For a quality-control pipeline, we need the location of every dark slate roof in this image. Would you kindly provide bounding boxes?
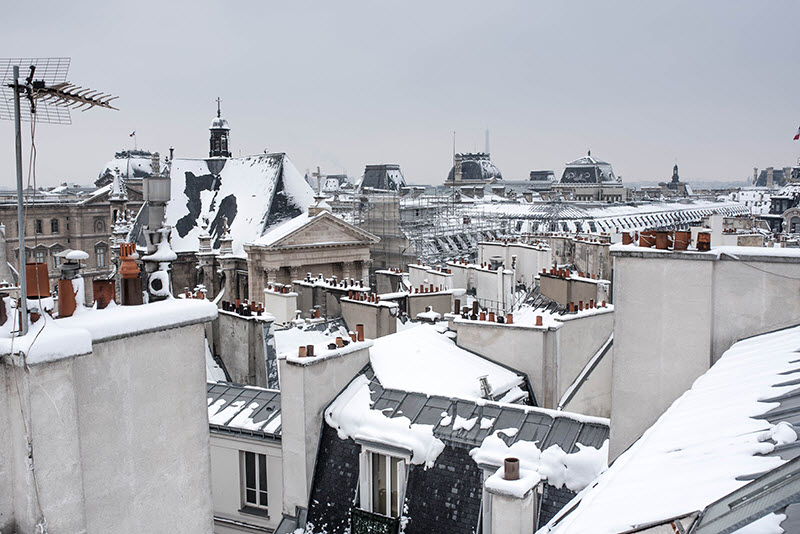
[694,455,800,534]
[560,154,619,184]
[756,168,789,188]
[206,382,282,440]
[305,364,609,534]
[446,153,503,183]
[361,164,406,191]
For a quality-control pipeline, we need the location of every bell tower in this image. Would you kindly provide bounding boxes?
[209,97,231,158]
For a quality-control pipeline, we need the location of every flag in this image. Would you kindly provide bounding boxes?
[130,130,136,137]
[795,126,800,141]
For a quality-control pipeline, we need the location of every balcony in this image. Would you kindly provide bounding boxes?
[350,507,400,534]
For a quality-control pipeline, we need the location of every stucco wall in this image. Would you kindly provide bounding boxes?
[408,292,453,318]
[264,290,298,323]
[215,310,271,387]
[279,344,371,516]
[610,249,800,459]
[340,299,398,339]
[2,321,214,534]
[209,434,283,532]
[454,310,613,415]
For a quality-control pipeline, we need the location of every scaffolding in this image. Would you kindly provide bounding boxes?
[332,188,507,270]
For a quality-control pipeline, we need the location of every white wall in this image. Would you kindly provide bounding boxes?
[1,322,215,534]
[210,434,283,532]
[279,343,372,517]
[264,290,298,323]
[610,249,800,459]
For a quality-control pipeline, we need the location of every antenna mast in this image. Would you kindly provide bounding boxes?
[1,58,118,335]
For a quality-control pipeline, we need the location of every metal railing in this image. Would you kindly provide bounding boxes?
[350,507,400,534]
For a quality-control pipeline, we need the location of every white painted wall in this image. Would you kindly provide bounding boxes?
[209,433,283,532]
[610,248,800,459]
[454,310,613,416]
[264,289,298,323]
[279,343,372,517]
[1,322,215,534]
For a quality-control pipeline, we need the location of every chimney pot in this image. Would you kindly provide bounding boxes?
[504,457,520,481]
[298,346,307,357]
[306,344,315,357]
[535,315,543,326]
[356,324,365,342]
[336,337,344,348]
[506,313,513,324]
[479,311,486,321]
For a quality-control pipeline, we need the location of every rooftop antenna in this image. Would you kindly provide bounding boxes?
[1,57,118,335]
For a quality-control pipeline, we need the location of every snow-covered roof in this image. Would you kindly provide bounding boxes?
[369,323,524,400]
[164,153,314,256]
[541,325,800,534]
[207,382,281,439]
[210,116,229,130]
[251,212,323,247]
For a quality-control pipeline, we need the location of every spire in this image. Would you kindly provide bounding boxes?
[110,168,128,202]
[216,97,221,118]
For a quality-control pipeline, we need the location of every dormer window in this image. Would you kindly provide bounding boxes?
[359,449,407,518]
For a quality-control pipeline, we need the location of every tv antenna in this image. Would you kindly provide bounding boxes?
[1,58,118,334]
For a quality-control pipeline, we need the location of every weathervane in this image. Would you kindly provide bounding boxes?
[1,57,118,334]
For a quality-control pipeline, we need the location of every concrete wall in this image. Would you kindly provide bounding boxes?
[408,263,452,291]
[408,292,453,318]
[610,249,800,459]
[210,434,283,533]
[375,271,403,295]
[479,241,552,288]
[340,299,398,339]
[214,310,272,387]
[454,309,613,416]
[539,275,600,307]
[264,289,298,323]
[279,343,372,516]
[1,322,214,534]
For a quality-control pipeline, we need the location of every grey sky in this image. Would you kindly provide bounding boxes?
[2,0,799,187]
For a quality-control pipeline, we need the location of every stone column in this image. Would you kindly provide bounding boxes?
[266,267,278,285]
[290,266,302,283]
[220,258,237,302]
[342,261,354,281]
[360,259,372,286]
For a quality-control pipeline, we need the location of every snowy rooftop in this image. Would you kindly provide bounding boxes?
[0,298,218,364]
[541,325,800,534]
[369,323,524,400]
[163,153,314,256]
[207,382,281,440]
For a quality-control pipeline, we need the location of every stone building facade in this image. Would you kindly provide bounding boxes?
[0,181,143,304]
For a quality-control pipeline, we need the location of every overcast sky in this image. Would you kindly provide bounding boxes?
[2,0,799,187]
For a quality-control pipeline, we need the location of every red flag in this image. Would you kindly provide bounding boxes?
[794,126,800,141]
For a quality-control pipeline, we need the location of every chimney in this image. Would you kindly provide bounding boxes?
[119,243,143,305]
[767,167,774,188]
[504,458,519,480]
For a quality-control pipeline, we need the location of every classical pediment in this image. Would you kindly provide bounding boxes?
[262,212,378,250]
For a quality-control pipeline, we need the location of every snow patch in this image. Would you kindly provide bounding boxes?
[325,375,445,468]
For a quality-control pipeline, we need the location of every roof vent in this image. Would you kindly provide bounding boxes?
[479,375,494,401]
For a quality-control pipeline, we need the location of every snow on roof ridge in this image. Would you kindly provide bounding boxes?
[541,324,800,534]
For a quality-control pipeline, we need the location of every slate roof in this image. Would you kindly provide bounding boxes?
[305,364,609,534]
[206,382,282,440]
[361,164,406,191]
[161,153,314,256]
[543,325,800,534]
[446,153,503,183]
[694,455,800,534]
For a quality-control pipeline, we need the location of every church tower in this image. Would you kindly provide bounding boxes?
[209,98,231,158]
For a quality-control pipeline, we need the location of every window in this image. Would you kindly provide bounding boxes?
[95,245,107,268]
[242,451,268,514]
[50,218,59,234]
[361,451,405,518]
[35,249,45,264]
[34,219,43,234]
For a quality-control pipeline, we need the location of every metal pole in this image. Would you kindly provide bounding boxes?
[13,65,28,335]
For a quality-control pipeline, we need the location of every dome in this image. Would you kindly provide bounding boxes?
[446,153,502,183]
[210,116,229,130]
[560,152,619,184]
